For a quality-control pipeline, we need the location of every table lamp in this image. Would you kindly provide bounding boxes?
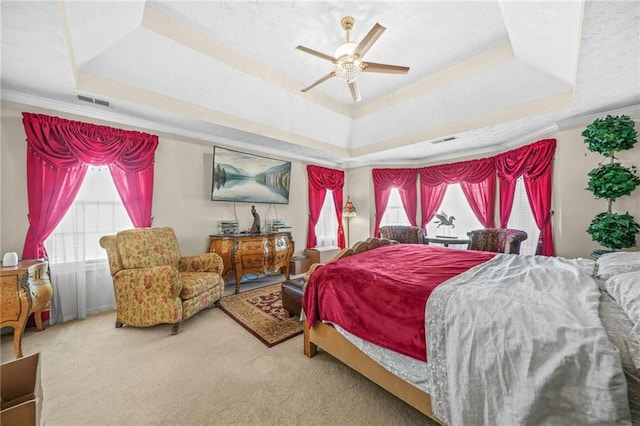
[343,196,357,247]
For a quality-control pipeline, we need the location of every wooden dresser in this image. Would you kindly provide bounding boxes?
[208,233,294,293]
[1,260,53,358]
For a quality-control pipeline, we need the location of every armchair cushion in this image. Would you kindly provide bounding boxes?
[117,227,181,269]
[180,272,220,299]
[179,253,224,274]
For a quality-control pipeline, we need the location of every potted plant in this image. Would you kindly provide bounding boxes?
[582,114,640,250]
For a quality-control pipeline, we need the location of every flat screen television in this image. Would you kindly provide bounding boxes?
[211,146,291,204]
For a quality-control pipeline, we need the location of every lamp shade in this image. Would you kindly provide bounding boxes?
[344,196,357,217]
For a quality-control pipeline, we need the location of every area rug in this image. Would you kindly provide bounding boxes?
[218,283,303,347]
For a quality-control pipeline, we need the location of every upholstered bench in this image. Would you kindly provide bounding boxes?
[281,278,305,318]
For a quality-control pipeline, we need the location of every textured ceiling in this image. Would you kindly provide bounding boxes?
[1,1,639,168]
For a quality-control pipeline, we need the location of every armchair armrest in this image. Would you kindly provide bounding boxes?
[179,252,224,274]
[113,265,182,299]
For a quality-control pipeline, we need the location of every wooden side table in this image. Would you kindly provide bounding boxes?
[209,233,294,293]
[1,260,52,358]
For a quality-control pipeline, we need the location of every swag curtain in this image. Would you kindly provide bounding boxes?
[306,165,346,249]
[495,139,556,256]
[21,112,158,259]
[419,157,496,231]
[372,168,418,236]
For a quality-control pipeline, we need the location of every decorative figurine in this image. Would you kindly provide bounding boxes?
[434,210,456,229]
[434,210,456,237]
[250,205,261,233]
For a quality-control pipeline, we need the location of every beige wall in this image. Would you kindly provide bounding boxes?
[2,100,639,260]
[554,121,640,258]
[342,166,373,246]
[0,102,311,257]
[343,116,640,259]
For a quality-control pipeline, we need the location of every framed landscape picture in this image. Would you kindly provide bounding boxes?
[211,147,291,204]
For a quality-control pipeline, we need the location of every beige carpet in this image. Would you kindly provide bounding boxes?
[1,304,438,425]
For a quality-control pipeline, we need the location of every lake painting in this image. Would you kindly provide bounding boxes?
[211,147,291,204]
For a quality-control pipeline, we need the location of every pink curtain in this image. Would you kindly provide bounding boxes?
[21,113,158,259]
[419,157,496,231]
[419,182,448,233]
[306,165,345,249]
[372,168,418,236]
[495,139,556,256]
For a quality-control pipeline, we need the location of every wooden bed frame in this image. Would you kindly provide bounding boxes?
[302,238,446,425]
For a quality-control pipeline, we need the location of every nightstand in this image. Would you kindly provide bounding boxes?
[1,260,52,358]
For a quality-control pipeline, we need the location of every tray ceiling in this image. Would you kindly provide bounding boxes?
[1,1,639,168]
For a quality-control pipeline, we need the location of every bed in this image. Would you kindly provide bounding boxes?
[301,238,640,425]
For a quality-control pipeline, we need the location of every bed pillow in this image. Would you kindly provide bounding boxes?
[596,251,640,279]
[605,270,640,327]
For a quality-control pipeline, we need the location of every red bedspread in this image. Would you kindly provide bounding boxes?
[302,244,496,361]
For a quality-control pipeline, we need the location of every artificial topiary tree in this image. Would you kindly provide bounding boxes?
[582,114,640,250]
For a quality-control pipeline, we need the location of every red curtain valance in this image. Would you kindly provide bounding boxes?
[22,113,157,172]
[307,165,345,190]
[372,168,418,189]
[419,157,495,185]
[495,138,556,182]
[418,157,496,229]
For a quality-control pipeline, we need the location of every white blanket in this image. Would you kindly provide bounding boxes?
[426,254,631,426]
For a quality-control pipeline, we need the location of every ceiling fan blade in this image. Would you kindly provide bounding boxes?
[301,72,335,92]
[353,23,386,58]
[295,45,335,63]
[361,61,410,74]
[348,82,361,102]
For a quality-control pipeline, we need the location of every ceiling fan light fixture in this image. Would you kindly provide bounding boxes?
[297,16,409,101]
[335,57,361,83]
[335,41,361,83]
[335,41,357,59]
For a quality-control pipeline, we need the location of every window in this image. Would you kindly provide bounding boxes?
[507,177,538,255]
[380,188,410,226]
[315,190,339,247]
[425,183,482,239]
[45,166,133,264]
[44,166,134,323]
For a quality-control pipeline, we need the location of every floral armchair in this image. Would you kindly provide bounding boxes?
[466,228,528,254]
[379,225,425,244]
[99,227,225,334]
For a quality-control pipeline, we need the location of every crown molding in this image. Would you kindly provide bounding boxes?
[0,91,339,167]
[557,104,640,129]
[501,123,559,149]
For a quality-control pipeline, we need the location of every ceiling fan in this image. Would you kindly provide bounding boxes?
[296,16,410,103]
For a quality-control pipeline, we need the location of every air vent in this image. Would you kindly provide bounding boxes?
[431,136,457,144]
[77,95,110,108]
